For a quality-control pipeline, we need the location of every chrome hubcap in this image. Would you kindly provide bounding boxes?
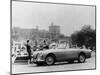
[79,55,85,62]
[46,57,54,65]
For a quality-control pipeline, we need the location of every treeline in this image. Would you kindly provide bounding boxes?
[71,25,96,50]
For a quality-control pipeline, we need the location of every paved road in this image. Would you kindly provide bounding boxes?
[12,52,96,74]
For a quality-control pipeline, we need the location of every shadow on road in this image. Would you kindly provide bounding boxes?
[28,60,88,67]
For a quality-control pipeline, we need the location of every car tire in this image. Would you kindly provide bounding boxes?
[45,55,55,66]
[78,54,86,63]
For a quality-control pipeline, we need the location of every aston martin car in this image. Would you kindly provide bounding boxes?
[32,45,92,66]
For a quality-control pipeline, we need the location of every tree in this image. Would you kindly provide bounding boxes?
[71,25,96,50]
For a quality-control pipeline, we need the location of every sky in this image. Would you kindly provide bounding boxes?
[12,1,95,36]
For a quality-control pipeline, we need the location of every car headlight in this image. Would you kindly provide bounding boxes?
[37,53,44,59]
[38,53,43,57]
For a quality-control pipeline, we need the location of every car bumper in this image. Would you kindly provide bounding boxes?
[33,59,45,63]
[33,57,45,63]
[86,52,92,58]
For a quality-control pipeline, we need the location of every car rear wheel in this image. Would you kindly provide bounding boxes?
[78,54,86,63]
[45,56,55,65]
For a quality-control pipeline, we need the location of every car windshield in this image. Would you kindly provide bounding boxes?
[34,43,67,51]
[57,44,66,49]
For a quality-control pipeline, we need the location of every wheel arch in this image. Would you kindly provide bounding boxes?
[79,52,86,58]
[45,53,56,61]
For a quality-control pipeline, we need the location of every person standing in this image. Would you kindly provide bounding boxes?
[26,40,32,64]
[43,40,49,49]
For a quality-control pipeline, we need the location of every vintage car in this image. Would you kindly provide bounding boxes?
[32,44,92,66]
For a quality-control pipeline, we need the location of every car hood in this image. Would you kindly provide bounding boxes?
[33,49,55,54]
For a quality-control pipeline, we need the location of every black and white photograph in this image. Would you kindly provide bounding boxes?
[11,0,96,74]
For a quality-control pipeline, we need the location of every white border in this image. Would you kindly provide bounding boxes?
[0,0,100,75]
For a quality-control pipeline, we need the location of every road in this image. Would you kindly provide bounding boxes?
[12,52,96,74]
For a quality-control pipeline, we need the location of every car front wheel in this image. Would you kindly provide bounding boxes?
[78,54,86,63]
[45,56,55,66]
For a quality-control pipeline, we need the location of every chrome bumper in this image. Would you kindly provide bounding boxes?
[33,56,45,63]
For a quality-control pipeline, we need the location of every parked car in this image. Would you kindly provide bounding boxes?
[32,44,92,66]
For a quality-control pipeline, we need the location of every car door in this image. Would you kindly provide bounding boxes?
[63,49,78,60]
[54,49,73,61]
[53,49,67,61]
[60,49,73,60]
